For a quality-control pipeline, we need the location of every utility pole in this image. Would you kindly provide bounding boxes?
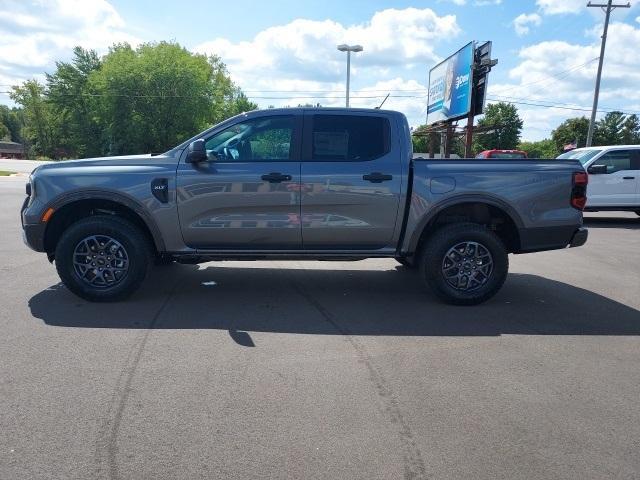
[464,83,476,158]
[586,0,630,147]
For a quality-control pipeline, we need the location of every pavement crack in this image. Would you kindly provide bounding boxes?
[94,279,180,480]
[290,275,428,480]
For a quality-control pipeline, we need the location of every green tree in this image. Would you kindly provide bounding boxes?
[411,124,441,154]
[473,102,523,152]
[46,47,102,158]
[621,114,640,144]
[0,105,24,143]
[585,111,640,146]
[9,80,57,158]
[594,111,626,146]
[518,139,558,158]
[88,41,257,155]
[10,41,256,158]
[0,122,9,141]
[551,117,589,152]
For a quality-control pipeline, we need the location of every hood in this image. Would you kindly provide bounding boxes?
[32,153,179,175]
[36,154,152,170]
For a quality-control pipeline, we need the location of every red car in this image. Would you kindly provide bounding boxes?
[476,149,528,159]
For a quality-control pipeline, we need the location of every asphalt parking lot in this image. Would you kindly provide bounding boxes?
[1,173,639,480]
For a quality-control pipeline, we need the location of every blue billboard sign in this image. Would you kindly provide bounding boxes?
[427,42,474,125]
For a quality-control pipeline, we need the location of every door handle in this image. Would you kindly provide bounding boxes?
[622,176,635,180]
[261,172,292,183]
[363,172,393,183]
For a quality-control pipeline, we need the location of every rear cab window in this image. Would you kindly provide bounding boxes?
[488,152,527,159]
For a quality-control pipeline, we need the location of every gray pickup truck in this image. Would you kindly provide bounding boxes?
[21,108,588,305]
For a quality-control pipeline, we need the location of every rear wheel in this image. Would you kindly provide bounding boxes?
[54,216,152,302]
[419,223,508,305]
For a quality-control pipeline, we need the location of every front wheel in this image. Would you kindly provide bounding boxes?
[419,223,508,305]
[55,216,152,302]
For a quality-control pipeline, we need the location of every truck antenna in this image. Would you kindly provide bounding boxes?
[376,93,390,109]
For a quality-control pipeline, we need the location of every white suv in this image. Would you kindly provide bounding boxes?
[558,145,640,215]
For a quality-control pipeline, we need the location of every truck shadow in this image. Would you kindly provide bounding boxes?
[583,215,640,230]
[28,263,640,338]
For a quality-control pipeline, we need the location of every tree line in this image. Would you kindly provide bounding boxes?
[2,43,639,159]
[2,42,256,159]
[413,102,640,158]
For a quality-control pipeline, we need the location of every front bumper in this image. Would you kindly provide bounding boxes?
[569,227,588,248]
[22,223,46,251]
[21,195,46,252]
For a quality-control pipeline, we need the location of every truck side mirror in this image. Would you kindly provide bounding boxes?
[587,164,607,174]
[185,139,207,163]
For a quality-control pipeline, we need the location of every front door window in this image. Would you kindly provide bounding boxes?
[205,116,294,162]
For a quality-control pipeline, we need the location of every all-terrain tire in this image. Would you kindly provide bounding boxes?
[419,223,509,305]
[54,215,152,302]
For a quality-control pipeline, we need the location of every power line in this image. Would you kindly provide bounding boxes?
[241,88,428,93]
[486,96,640,115]
[487,93,627,113]
[0,90,427,100]
[3,88,637,116]
[491,57,599,96]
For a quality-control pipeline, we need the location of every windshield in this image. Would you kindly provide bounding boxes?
[557,149,602,165]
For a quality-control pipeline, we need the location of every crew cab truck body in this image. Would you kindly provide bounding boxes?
[21,108,588,305]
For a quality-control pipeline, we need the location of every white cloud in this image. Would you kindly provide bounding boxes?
[194,8,459,126]
[195,8,459,76]
[350,78,429,117]
[489,21,640,140]
[474,0,502,6]
[513,13,542,36]
[439,0,502,5]
[0,0,139,93]
[536,0,585,15]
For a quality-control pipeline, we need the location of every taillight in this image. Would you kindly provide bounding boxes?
[571,171,588,210]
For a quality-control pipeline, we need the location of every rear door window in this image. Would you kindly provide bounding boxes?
[309,115,390,161]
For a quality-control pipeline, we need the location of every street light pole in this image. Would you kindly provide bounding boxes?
[585,0,630,147]
[337,44,363,108]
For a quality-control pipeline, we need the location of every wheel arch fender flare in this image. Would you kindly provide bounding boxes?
[45,189,166,253]
[406,194,525,254]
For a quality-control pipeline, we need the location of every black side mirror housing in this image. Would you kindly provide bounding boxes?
[185,139,207,163]
[587,164,607,175]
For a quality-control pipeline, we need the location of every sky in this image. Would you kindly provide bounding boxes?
[1,0,639,140]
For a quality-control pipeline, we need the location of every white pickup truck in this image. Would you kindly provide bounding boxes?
[558,145,640,215]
